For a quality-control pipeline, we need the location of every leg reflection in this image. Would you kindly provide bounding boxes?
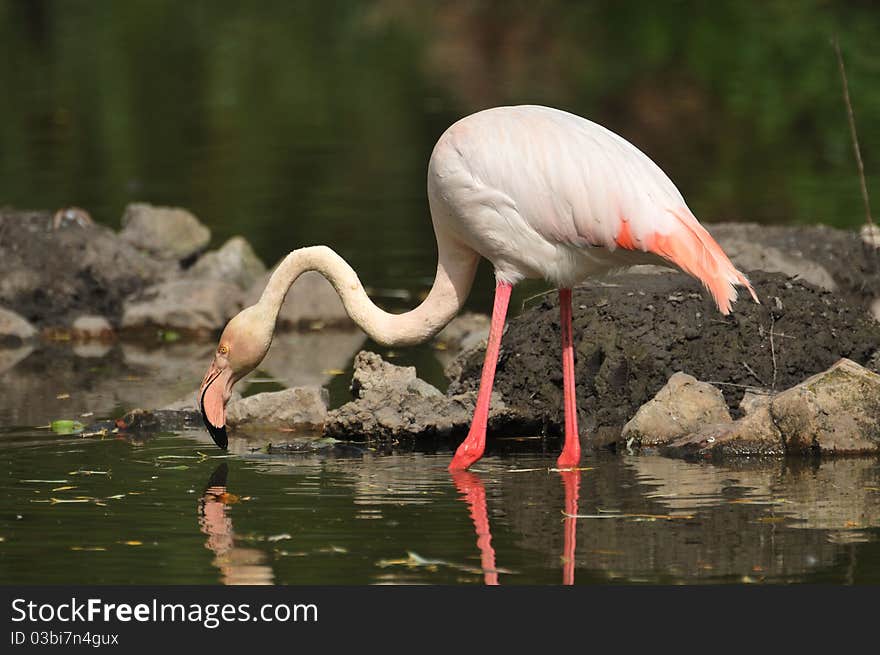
[451,470,499,585]
[198,463,274,585]
[559,469,580,585]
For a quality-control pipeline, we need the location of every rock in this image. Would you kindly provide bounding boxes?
[769,359,880,455]
[708,222,880,313]
[872,298,880,324]
[121,278,243,332]
[449,271,880,450]
[862,224,880,249]
[189,236,266,290]
[662,399,784,459]
[70,315,114,340]
[244,268,350,328]
[868,350,880,374]
[0,209,167,326]
[435,313,490,352]
[324,351,533,441]
[0,307,37,345]
[621,372,731,448]
[120,202,210,261]
[226,387,329,433]
[434,312,490,378]
[711,235,837,292]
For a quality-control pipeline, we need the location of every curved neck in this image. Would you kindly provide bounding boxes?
[257,240,479,347]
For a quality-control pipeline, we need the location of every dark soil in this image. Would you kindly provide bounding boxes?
[449,271,880,451]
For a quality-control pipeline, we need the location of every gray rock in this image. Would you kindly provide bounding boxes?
[435,312,490,352]
[862,224,880,249]
[244,267,350,329]
[0,209,167,326]
[621,372,732,448]
[121,278,243,332]
[434,312,490,379]
[189,236,266,290]
[769,358,880,455]
[120,202,210,261]
[712,235,837,292]
[324,351,529,441]
[226,387,329,433]
[0,307,37,345]
[70,314,114,339]
[868,350,880,374]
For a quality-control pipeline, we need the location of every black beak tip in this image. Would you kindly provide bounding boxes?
[207,423,228,450]
[200,404,228,450]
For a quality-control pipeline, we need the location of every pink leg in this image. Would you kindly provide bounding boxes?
[449,280,512,472]
[451,471,499,585]
[557,288,581,469]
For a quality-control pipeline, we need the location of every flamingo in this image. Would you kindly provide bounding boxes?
[199,105,758,471]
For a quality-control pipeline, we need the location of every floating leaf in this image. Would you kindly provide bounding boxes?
[267,533,292,542]
[51,420,85,435]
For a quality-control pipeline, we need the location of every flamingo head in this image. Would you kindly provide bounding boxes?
[199,305,273,449]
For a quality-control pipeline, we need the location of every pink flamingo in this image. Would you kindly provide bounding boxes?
[199,105,757,471]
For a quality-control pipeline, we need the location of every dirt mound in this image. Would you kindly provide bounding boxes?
[449,271,880,450]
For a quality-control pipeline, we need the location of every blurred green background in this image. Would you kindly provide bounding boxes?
[1,0,877,300]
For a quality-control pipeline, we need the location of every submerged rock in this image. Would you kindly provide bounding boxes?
[621,372,731,448]
[189,236,267,290]
[120,203,210,261]
[0,307,37,345]
[324,351,533,441]
[244,268,350,328]
[226,387,329,433]
[449,271,880,450]
[121,278,243,332]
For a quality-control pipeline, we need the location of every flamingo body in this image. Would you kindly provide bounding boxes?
[199,105,757,472]
[428,105,755,311]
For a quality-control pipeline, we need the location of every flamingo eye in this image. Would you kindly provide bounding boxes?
[218,344,229,356]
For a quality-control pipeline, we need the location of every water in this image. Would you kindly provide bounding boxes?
[3,428,880,585]
[2,2,880,584]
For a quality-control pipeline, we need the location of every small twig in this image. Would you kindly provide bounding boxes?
[832,36,873,227]
[742,362,766,386]
[769,315,778,391]
[703,381,772,393]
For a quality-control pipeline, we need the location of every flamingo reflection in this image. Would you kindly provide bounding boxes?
[198,463,274,585]
[452,466,581,585]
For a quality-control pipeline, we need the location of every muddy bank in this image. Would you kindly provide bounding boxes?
[449,271,880,450]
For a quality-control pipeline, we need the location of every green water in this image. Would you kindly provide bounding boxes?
[3,429,880,585]
[2,2,880,584]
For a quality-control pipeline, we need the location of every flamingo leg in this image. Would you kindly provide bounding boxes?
[449,280,512,472]
[557,288,581,469]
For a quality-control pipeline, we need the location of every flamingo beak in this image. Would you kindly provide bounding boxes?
[199,361,232,449]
